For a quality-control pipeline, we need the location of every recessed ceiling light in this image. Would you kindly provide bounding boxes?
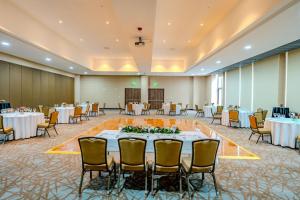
[1,41,10,46]
[167,22,172,26]
[79,38,84,42]
[105,21,110,25]
[191,73,195,76]
[187,40,191,43]
[200,23,204,27]
[58,20,63,24]
[115,38,119,42]
[216,60,221,64]
[84,72,88,74]
[200,68,205,71]
[45,57,52,62]
[69,66,74,70]
[162,40,166,44]
[244,45,252,50]
[137,72,141,75]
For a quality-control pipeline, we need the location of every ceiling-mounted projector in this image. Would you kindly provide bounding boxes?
[135,37,145,47]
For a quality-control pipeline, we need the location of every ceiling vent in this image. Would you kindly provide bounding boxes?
[135,36,145,47]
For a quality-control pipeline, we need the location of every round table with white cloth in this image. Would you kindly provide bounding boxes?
[1,112,44,140]
[264,118,300,148]
[125,104,144,115]
[221,109,252,128]
[55,107,74,123]
[203,105,216,117]
[162,103,181,115]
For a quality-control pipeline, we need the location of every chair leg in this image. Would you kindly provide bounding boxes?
[145,170,148,196]
[53,126,58,135]
[151,170,155,195]
[118,167,122,194]
[79,171,85,195]
[185,173,191,199]
[211,118,214,124]
[249,132,254,140]
[256,134,261,144]
[270,134,272,144]
[12,130,15,140]
[107,171,111,195]
[90,171,92,180]
[45,129,50,137]
[179,170,182,196]
[211,172,218,196]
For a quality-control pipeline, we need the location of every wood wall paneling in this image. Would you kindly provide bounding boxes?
[9,64,22,107]
[0,61,10,100]
[21,66,33,106]
[32,70,41,106]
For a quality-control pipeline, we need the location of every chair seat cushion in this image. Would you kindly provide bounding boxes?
[182,157,213,173]
[214,115,222,119]
[1,127,14,133]
[121,162,147,171]
[37,123,49,128]
[84,155,114,171]
[258,128,271,134]
[229,119,239,122]
[155,165,179,173]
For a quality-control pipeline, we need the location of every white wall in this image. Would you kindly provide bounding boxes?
[225,68,239,106]
[240,64,252,110]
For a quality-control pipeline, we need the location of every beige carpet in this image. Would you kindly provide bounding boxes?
[0,110,299,200]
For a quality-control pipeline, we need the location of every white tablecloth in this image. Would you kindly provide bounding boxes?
[96,130,216,154]
[264,118,300,148]
[1,112,44,140]
[203,105,216,117]
[55,107,74,123]
[162,103,181,115]
[125,104,144,115]
[221,109,252,128]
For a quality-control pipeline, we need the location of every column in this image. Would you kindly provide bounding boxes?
[140,75,148,103]
[74,75,81,103]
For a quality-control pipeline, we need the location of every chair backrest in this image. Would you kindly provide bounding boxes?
[92,103,98,112]
[257,108,263,112]
[128,103,133,112]
[118,103,122,109]
[195,104,199,110]
[118,138,146,167]
[170,104,176,112]
[217,106,224,113]
[85,104,90,113]
[78,137,107,168]
[38,105,43,113]
[191,139,220,171]
[74,106,82,116]
[178,103,182,106]
[185,104,189,109]
[249,115,258,130]
[49,111,59,125]
[254,112,263,124]
[0,115,4,129]
[262,110,268,120]
[147,103,151,109]
[154,139,182,168]
[42,107,49,117]
[229,110,239,121]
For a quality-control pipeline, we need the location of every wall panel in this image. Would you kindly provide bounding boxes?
[225,68,239,106]
[240,64,252,110]
[9,64,22,107]
[0,61,10,100]
[21,67,33,106]
[32,70,41,106]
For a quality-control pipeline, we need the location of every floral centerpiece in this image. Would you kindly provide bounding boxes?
[121,126,181,134]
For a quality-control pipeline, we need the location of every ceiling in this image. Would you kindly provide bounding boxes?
[0,0,299,76]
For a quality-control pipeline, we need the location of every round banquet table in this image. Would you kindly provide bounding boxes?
[221,109,252,128]
[264,118,300,148]
[162,103,181,115]
[55,107,74,123]
[203,105,216,117]
[125,104,144,115]
[1,112,44,140]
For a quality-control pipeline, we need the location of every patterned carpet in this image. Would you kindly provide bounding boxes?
[0,110,299,200]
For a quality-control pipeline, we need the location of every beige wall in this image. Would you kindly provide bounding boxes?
[225,68,239,106]
[240,64,252,110]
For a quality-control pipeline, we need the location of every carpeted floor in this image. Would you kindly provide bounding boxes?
[0,110,299,200]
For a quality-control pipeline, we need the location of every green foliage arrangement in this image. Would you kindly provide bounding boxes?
[121,126,181,134]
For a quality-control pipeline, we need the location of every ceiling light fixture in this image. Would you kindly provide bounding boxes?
[115,38,119,42]
[244,45,252,50]
[1,41,10,46]
[167,22,172,26]
[84,72,88,74]
[69,66,74,70]
[137,72,141,75]
[191,73,195,76]
[216,60,221,64]
[187,40,191,43]
[105,21,110,25]
[200,23,204,27]
[45,57,52,62]
[163,40,166,44]
[58,20,63,24]
[200,68,205,71]
[79,38,84,42]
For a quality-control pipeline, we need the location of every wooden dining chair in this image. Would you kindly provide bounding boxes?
[0,115,15,144]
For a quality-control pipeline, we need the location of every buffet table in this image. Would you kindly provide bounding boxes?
[55,107,74,123]
[221,109,252,128]
[0,102,11,112]
[96,130,216,154]
[1,112,44,140]
[162,103,181,115]
[125,103,144,115]
[264,118,300,148]
[203,105,216,117]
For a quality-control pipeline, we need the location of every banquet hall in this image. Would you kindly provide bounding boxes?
[0,0,300,199]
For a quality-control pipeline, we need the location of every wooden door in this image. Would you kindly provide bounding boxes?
[125,88,141,105]
[148,88,164,109]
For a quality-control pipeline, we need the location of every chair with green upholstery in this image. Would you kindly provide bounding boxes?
[118,138,148,195]
[182,139,220,198]
[78,137,116,195]
[0,115,15,144]
[151,139,183,197]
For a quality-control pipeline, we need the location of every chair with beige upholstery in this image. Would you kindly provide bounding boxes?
[127,103,135,115]
[262,110,268,121]
[257,108,263,113]
[69,106,82,124]
[216,106,224,115]
[229,110,240,127]
[169,104,177,116]
[36,111,59,137]
[249,115,272,144]
[90,103,99,117]
[152,139,183,197]
[118,138,148,195]
[42,106,50,119]
[211,108,222,124]
[118,103,125,114]
[254,112,264,128]
[81,104,90,121]
[156,103,164,115]
[78,137,116,195]
[180,104,189,115]
[38,105,43,113]
[195,105,204,117]
[0,115,15,144]
[182,139,220,197]
[99,103,106,115]
[141,103,151,115]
